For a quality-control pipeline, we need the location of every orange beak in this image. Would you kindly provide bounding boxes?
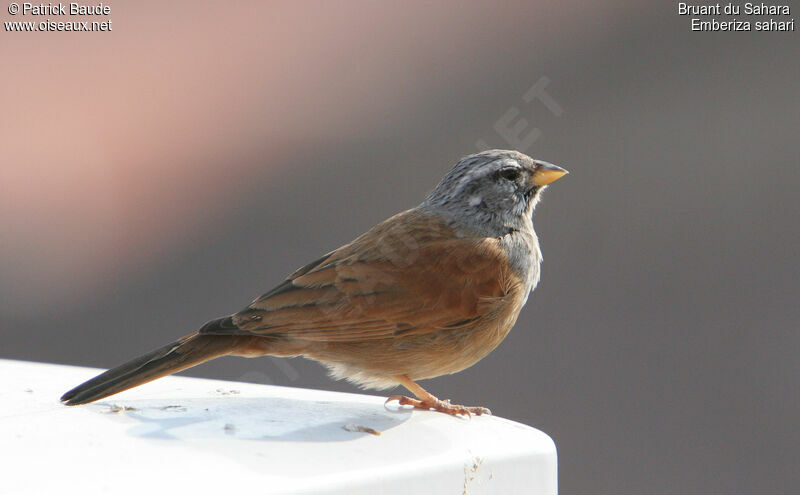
[531,161,568,186]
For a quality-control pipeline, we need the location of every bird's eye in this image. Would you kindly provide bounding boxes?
[499,168,520,181]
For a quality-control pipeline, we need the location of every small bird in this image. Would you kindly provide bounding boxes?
[61,150,567,416]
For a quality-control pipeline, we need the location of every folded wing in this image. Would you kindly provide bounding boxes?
[200,210,520,342]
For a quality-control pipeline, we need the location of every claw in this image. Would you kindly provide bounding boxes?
[385,395,491,417]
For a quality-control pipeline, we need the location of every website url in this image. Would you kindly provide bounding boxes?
[4,19,111,32]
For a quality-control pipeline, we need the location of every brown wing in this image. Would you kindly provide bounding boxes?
[200,209,521,342]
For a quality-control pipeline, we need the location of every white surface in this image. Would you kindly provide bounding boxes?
[0,359,556,494]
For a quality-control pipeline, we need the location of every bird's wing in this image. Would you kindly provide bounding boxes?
[199,210,523,342]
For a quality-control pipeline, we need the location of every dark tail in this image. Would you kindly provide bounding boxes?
[61,333,245,405]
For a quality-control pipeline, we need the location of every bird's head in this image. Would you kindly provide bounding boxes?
[423,149,568,235]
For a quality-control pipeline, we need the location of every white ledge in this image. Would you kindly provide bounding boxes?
[0,359,556,494]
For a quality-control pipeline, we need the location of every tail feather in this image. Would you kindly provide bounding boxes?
[60,333,241,406]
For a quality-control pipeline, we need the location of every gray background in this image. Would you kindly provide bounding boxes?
[1,2,798,494]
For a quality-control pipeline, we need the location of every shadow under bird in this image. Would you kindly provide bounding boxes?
[62,150,568,416]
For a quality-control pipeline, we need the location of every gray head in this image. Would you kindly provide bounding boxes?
[422,150,567,236]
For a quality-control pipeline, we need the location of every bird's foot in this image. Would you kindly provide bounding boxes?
[385,395,491,417]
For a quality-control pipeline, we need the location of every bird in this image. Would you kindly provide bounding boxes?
[61,149,568,416]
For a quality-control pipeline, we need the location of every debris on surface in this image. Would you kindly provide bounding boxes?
[102,404,138,414]
[159,405,187,412]
[463,455,484,494]
[224,423,236,434]
[342,423,381,436]
[215,388,241,396]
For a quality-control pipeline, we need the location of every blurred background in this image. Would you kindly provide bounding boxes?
[1,1,797,493]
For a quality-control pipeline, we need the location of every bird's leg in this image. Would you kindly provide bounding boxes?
[385,375,491,417]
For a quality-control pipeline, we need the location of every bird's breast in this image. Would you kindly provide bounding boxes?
[501,229,542,302]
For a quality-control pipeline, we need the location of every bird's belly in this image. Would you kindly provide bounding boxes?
[305,297,524,389]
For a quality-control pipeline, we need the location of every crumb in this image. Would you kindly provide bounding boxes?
[158,405,187,412]
[342,423,381,436]
[215,388,241,396]
[463,455,484,493]
[103,404,138,413]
